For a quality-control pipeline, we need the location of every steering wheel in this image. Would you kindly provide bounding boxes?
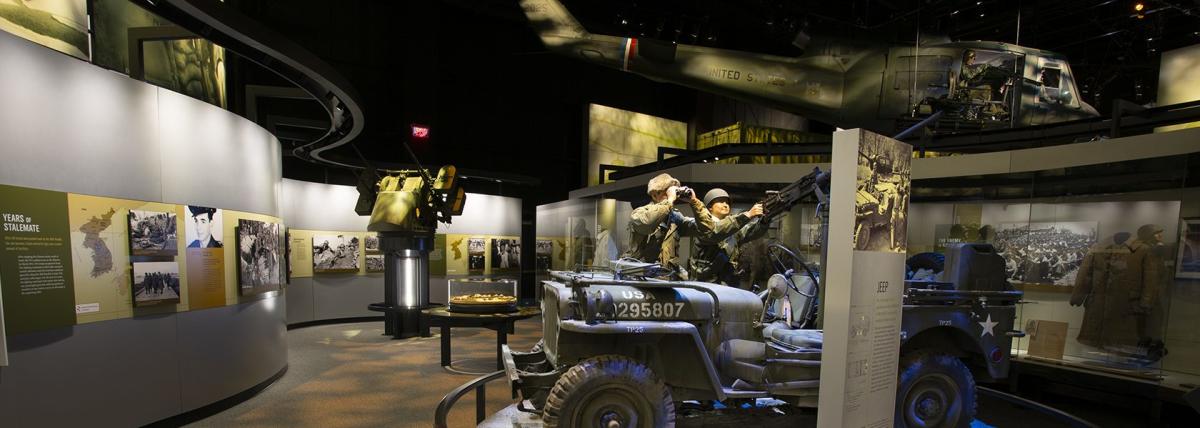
[761,241,821,328]
[765,241,820,296]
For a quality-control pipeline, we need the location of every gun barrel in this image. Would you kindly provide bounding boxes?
[758,167,826,222]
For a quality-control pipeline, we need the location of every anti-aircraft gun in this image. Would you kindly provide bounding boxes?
[361,164,466,338]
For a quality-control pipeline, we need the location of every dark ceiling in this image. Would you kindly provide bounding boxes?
[221,0,1200,204]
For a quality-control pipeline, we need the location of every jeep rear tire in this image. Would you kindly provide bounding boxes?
[896,351,976,428]
[543,355,675,428]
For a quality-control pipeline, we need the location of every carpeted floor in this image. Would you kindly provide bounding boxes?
[186,319,1115,428]
[186,319,542,428]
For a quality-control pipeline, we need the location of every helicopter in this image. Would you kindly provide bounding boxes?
[520,0,1100,134]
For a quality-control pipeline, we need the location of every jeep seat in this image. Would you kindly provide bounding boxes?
[763,321,823,349]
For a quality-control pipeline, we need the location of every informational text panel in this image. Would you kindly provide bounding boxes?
[817,129,912,428]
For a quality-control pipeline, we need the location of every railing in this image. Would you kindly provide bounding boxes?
[977,386,1101,428]
[433,370,507,428]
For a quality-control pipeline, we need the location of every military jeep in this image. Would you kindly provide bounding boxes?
[502,241,1021,428]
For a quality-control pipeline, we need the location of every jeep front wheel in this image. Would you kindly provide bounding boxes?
[543,355,675,428]
[896,351,976,428]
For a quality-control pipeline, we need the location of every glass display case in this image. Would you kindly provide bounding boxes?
[536,153,1200,383]
[901,149,1200,383]
[447,278,519,313]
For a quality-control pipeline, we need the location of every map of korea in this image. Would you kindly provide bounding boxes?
[80,208,116,277]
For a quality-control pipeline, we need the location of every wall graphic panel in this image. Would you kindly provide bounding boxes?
[131,261,180,307]
[0,185,75,334]
[365,255,385,273]
[312,234,360,273]
[237,219,283,296]
[70,195,186,323]
[129,209,178,257]
[185,206,224,310]
[0,0,88,60]
[491,238,521,273]
[587,103,686,185]
[0,274,7,366]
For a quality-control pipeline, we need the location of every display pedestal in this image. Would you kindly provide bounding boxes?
[369,232,434,339]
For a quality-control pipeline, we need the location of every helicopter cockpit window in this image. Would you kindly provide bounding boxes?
[1041,68,1062,89]
[954,49,1022,122]
[1038,59,1078,106]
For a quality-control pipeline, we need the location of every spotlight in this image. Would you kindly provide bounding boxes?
[1134,2,1145,12]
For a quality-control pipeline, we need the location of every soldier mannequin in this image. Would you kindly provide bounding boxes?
[623,173,715,278]
[688,188,766,287]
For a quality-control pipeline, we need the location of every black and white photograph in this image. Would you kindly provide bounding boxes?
[366,254,385,273]
[313,234,360,273]
[995,222,1098,286]
[365,234,380,252]
[853,133,911,253]
[129,209,178,257]
[468,237,486,271]
[1177,218,1200,279]
[237,219,283,294]
[536,239,553,271]
[492,238,521,271]
[131,261,181,307]
[185,205,223,249]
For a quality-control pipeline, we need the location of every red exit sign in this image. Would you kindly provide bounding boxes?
[411,124,430,139]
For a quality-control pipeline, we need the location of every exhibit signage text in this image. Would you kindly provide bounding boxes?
[2,213,41,232]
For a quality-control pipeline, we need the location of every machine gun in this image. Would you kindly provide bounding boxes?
[361,140,468,339]
[758,167,831,225]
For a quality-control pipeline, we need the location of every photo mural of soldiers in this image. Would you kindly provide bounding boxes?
[366,254,385,273]
[492,238,521,271]
[129,210,178,257]
[536,240,553,271]
[994,222,1097,285]
[312,234,360,272]
[468,238,485,271]
[132,261,181,306]
[237,219,283,290]
[853,133,911,253]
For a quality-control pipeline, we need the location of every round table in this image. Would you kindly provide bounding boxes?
[421,306,541,372]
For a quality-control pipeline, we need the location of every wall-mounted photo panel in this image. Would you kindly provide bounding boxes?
[0,0,89,60]
[185,206,223,248]
[237,219,283,295]
[852,133,912,253]
[131,261,181,307]
[0,275,7,366]
[995,221,1098,286]
[128,209,177,257]
[312,234,359,273]
[1177,218,1200,279]
[467,237,485,273]
[536,239,552,271]
[491,238,521,272]
[364,234,380,253]
[366,254,385,273]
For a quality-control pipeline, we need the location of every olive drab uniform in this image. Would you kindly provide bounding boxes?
[1071,236,1164,350]
[623,198,715,275]
[688,213,768,286]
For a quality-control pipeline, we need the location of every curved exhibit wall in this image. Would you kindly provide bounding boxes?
[0,31,285,427]
[280,179,523,323]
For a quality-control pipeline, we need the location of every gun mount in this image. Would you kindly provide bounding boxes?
[364,165,467,338]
